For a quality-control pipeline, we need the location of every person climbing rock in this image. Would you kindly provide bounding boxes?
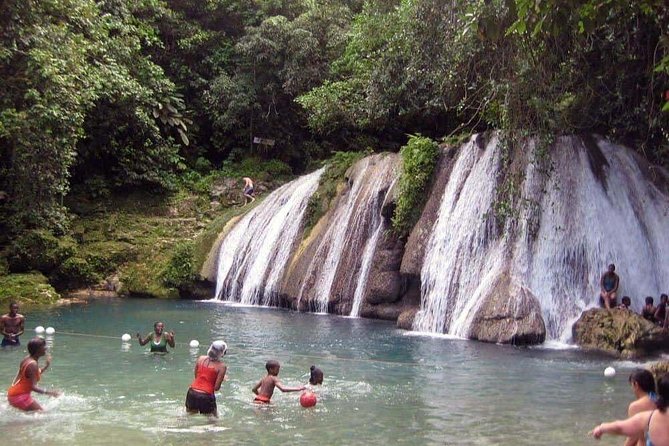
[242,177,256,206]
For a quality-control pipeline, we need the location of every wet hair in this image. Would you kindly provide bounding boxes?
[655,373,669,412]
[265,360,280,372]
[309,365,324,385]
[27,337,46,356]
[629,369,656,394]
[608,264,616,271]
[661,294,668,302]
[621,296,631,306]
[207,340,227,361]
[646,296,654,305]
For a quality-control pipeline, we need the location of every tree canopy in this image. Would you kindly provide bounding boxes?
[0,0,666,234]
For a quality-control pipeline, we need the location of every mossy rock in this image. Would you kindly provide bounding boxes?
[120,259,178,299]
[0,273,60,308]
[7,230,77,274]
[79,241,138,274]
[572,308,669,358]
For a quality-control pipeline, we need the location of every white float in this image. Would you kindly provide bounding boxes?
[35,326,45,334]
[604,367,616,378]
[45,327,55,335]
[121,333,132,342]
[189,340,200,348]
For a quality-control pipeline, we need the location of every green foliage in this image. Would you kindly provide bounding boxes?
[391,135,439,237]
[7,231,77,274]
[303,150,366,235]
[0,273,60,308]
[53,257,99,288]
[161,242,197,289]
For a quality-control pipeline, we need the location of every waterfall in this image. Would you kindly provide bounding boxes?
[413,137,502,335]
[349,179,398,318]
[414,135,669,340]
[297,154,398,313]
[515,138,669,340]
[214,168,324,305]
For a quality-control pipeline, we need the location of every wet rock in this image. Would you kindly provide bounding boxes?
[468,273,546,345]
[400,146,458,277]
[397,308,418,329]
[572,308,669,358]
[367,271,402,304]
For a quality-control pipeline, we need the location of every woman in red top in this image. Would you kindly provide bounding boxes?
[7,337,60,411]
[185,340,227,416]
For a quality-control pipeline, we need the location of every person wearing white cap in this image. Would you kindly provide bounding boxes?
[185,340,228,417]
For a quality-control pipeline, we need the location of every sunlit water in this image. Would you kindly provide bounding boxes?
[0,299,646,445]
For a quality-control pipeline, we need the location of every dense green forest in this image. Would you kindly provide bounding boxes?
[0,1,667,299]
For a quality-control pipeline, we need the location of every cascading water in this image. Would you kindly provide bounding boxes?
[514,138,669,340]
[413,137,502,335]
[296,154,399,313]
[214,168,324,305]
[414,135,669,340]
[349,177,397,318]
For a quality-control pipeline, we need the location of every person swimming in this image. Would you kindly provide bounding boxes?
[136,321,175,353]
[185,340,228,417]
[1,302,25,347]
[309,365,324,385]
[252,360,305,404]
[7,337,60,411]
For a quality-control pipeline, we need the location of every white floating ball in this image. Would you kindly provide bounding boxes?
[189,340,200,348]
[35,326,45,334]
[121,333,131,342]
[45,327,55,335]
[604,367,616,378]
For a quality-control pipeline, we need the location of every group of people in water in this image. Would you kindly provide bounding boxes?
[599,264,669,327]
[3,311,323,416]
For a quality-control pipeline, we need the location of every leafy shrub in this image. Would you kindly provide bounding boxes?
[53,257,99,288]
[392,135,439,237]
[7,230,76,274]
[161,242,197,289]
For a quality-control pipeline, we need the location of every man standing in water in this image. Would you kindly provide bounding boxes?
[1,302,25,347]
[599,264,620,309]
[242,177,255,206]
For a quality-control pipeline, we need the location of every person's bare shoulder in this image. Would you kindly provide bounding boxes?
[629,398,655,415]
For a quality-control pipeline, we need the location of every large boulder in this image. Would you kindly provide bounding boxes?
[467,273,546,345]
[572,308,669,358]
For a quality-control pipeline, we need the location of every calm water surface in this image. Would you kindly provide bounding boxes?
[0,299,647,445]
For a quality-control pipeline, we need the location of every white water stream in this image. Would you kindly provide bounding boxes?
[214,168,324,305]
[414,135,669,340]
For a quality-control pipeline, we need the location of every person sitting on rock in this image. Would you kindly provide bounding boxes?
[618,296,632,311]
[655,294,668,328]
[599,264,620,309]
[641,296,656,323]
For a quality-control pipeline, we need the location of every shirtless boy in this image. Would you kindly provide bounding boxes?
[1,302,25,347]
[252,360,305,404]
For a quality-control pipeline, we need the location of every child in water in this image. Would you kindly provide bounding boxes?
[252,360,305,404]
[309,365,324,385]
